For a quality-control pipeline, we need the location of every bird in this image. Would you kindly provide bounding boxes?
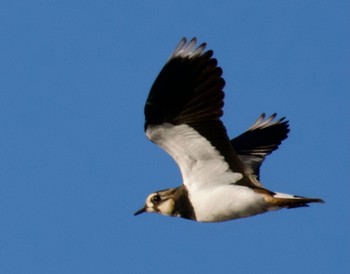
[134,37,324,222]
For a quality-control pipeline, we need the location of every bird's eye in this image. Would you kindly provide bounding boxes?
[151,194,161,203]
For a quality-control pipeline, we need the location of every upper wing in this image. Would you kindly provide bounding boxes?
[231,113,290,181]
[145,38,252,189]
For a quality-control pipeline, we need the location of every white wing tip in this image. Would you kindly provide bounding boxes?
[170,37,207,59]
[248,113,286,131]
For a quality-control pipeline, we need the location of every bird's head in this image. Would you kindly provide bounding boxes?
[134,188,178,217]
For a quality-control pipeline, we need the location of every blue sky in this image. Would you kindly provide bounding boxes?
[0,1,349,273]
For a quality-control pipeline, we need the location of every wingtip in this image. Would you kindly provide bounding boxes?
[170,37,208,59]
[248,113,289,131]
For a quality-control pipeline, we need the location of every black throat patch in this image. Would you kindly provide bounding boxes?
[173,186,196,221]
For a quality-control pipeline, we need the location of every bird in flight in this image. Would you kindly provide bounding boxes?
[134,38,323,222]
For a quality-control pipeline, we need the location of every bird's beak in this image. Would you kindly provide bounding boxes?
[134,206,147,216]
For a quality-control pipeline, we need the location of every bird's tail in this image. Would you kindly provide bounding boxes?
[265,192,324,209]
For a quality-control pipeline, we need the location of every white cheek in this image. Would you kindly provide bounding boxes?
[157,199,175,215]
[146,200,153,208]
[145,199,155,212]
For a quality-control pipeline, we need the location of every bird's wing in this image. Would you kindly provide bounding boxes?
[231,113,290,181]
[145,38,255,189]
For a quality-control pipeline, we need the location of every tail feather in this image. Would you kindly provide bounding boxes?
[265,192,324,209]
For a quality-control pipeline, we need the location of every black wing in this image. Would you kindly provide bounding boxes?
[231,113,290,180]
[145,38,255,188]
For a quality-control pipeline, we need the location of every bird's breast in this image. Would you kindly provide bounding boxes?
[188,184,267,222]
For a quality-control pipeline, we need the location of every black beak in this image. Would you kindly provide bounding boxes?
[134,206,147,216]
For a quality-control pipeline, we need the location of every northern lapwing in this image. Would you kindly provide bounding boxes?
[134,38,324,222]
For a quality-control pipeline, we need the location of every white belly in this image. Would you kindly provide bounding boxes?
[188,184,268,222]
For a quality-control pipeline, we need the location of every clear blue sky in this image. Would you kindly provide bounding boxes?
[0,1,349,273]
